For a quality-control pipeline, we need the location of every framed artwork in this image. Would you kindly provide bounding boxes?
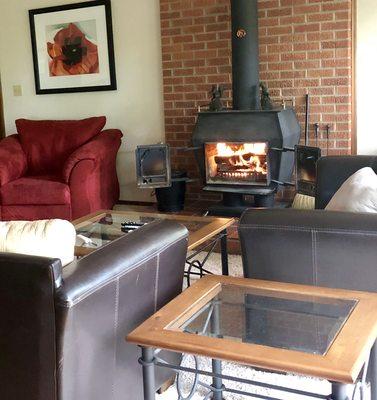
[29,0,117,95]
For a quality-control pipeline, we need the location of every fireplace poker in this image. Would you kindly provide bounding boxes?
[314,123,319,147]
[326,124,331,155]
[304,93,310,146]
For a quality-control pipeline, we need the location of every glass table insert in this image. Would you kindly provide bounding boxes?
[74,210,234,252]
[76,212,211,249]
[178,284,357,356]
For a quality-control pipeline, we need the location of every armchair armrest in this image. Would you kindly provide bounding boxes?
[62,129,122,219]
[316,156,377,209]
[62,129,122,183]
[0,135,27,186]
[239,208,377,291]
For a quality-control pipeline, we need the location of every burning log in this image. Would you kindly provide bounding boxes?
[214,152,266,164]
[218,164,250,172]
[215,152,252,164]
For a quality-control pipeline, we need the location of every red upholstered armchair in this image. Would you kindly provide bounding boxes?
[0,117,122,221]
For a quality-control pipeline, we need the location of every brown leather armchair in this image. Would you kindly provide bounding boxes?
[238,156,377,399]
[0,220,188,400]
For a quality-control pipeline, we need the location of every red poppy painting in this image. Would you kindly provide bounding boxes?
[47,21,99,76]
[29,0,116,94]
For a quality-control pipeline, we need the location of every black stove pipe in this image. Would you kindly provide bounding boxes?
[231,0,260,110]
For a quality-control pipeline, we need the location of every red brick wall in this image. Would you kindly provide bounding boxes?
[160,0,352,202]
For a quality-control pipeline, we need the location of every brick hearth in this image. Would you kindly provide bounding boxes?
[160,0,353,202]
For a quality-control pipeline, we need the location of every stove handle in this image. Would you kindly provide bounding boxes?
[271,179,295,187]
[270,147,295,152]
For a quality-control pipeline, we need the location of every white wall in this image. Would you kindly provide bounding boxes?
[356,0,377,154]
[0,0,164,201]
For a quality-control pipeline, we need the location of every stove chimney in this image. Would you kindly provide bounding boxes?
[231,0,260,110]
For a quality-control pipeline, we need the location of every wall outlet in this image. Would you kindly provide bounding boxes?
[13,85,22,97]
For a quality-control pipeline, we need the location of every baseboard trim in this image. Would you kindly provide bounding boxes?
[117,200,156,206]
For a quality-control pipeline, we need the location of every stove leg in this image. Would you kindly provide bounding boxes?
[222,192,245,207]
[254,193,275,208]
[330,383,349,400]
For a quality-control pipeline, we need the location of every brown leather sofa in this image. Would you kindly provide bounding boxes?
[0,220,188,400]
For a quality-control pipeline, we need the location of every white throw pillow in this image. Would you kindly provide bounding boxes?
[325,167,377,213]
[0,219,76,266]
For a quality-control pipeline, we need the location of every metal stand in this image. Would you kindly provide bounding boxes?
[254,193,275,207]
[138,333,373,400]
[330,383,348,400]
[140,347,156,400]
[220,229,229,276]
[211,298,223,400]
[185,231,229,287]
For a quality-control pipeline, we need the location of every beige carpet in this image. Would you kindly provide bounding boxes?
[157,252,367,400]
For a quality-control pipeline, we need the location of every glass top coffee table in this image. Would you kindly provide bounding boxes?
[73,210,234,281]
[127,275,377,400]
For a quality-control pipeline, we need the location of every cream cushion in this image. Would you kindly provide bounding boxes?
[325,167,377,213]
[0,219,76,266]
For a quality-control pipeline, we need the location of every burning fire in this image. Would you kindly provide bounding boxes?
[216,142,267,157]
[215,142,267,174]
[205,142,268,184]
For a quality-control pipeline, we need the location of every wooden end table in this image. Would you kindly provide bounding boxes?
[127,275,377,400]
[73,210,235,283]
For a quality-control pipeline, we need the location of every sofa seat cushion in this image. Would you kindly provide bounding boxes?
[16,116,106,175]
[1,176,71,205]
[0,219,76,266]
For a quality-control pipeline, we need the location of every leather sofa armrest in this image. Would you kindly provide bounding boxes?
[54,220,188,399]
[0,253,62,399]
[316,156,377,209]
[57,220,188,306]
[62,129,122,184]
[0,135,27,186]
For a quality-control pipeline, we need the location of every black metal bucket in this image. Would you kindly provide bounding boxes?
[156,171,187,212]
[155,171,187,212]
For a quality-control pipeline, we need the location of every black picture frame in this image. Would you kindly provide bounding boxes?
[29,0,117,95]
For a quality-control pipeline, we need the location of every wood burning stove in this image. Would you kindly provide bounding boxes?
[193,109,300,215]
[192,0,301,216]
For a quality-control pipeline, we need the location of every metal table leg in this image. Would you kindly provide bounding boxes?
[220,229,229,276]
[140,347,156,400]
[331,383,348,400]
[370,342,377,400]
[211,358,223,400]
[211,298,223,400]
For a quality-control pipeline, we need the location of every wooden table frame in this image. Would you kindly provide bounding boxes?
[127,275,377,400]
